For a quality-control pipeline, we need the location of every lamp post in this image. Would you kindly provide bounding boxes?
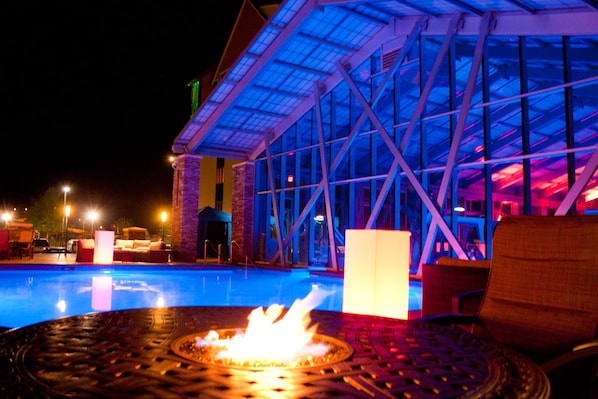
[60,186,70,259]
[160,211,167,242]
[64,205,71,257]
[88,211,98,237]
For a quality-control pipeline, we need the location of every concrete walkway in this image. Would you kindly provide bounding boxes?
[0,252,76,265]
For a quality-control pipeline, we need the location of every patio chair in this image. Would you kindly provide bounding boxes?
[420,215,598,398]
[420,256,490,316]
[15,229,34,259]
[76,239,95,262]
[0,229,10,260]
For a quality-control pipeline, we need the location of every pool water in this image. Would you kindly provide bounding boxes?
[0,266,422,328]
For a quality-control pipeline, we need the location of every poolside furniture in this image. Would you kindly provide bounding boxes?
[12,229,33,259]
[113,239,169,263]
[421,214,598,398]
[76,238,95,262]
[420,256,490,316]
[0,306,550,398]
[0,229,10,260]
[76,238,170,263]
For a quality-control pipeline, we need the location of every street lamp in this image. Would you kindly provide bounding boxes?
[62,186,70,212]
[88,211,98,236]
[64,205,71,257]
[61,186,70,258]
[160,211,167,242]
[1,212,11,228]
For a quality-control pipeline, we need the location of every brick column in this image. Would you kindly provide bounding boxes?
[231,162,255,264]
[171,154,201,262]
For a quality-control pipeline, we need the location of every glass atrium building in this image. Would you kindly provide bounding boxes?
[172,0,598,274]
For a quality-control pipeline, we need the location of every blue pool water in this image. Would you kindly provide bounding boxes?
[0,266,422,328]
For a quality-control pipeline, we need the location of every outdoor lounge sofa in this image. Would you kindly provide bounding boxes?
[75,238,169,263]
[113,239,169,263]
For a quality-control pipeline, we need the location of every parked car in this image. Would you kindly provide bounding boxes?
[66,239,78,253]
[32,238,50,253]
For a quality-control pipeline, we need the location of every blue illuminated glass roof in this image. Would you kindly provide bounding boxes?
[173,0,598,165]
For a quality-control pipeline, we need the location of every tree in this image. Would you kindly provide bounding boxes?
[26,187,63,236]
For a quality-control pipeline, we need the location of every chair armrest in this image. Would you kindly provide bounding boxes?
[452,288,485,313]
[541,339,598,373]
[417,313,480,326]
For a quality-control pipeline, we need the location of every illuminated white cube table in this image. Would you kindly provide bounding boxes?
[94,230,115,264]
[343,229,410,319]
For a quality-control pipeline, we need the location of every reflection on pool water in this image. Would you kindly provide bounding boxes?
[0,266,422,328]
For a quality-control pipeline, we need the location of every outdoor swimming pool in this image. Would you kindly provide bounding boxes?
[0,266,422,328]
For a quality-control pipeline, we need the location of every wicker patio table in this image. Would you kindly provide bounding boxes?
[0,306,550,398]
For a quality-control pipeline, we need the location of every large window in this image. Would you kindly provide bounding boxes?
[254,32,598,271]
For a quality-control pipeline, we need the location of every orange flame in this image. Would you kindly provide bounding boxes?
[195,289,333,366]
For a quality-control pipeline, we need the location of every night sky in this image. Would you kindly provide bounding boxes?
[0,0,248,229]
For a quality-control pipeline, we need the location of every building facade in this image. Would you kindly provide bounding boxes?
[171,1,598,273]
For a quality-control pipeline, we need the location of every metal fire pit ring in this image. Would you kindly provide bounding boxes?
[0,306,550,398]
[171,328,354,369]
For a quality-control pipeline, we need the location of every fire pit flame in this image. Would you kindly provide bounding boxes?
[196,290,331,365]
[172,288,353,368]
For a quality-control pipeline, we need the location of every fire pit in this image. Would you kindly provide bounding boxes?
[171,290,353,369]
[0,306,550,398]
[172,329,353,369]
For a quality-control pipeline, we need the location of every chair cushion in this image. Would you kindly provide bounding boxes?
[79,239,95,249]
[148,241,165,250]
[115,239,134,249]
[133,239,151,249]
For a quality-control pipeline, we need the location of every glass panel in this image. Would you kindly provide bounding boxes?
[456,167,487,260]
[492,162,523,218]
[254,193,269,262]
[255,159,269,192]
[374,133,391,174]
[352,181,370,229]
[334,184,349,240]
[270,132,282,155]
[453,36,477,110]
[529,90,567,153]
[530,156,565,215]
[284,151,296,189]
[312,197,329,266]
[332,83,351,140]
[423,117,450,168]
[373,179,395,230]
[486,36,521,103]
[352,134,372,178]
[296,109,314,148]
[421,36,450,117]
[333,141,348,180]
[297,188,311,265]
[397,59,421,123]
[458,112,484,164]
[576,151,598,214]
[319,93,331,143]
[298,148,314,187]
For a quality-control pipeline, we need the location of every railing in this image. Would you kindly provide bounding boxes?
[203,240,221,265]
[230,240,256,270]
